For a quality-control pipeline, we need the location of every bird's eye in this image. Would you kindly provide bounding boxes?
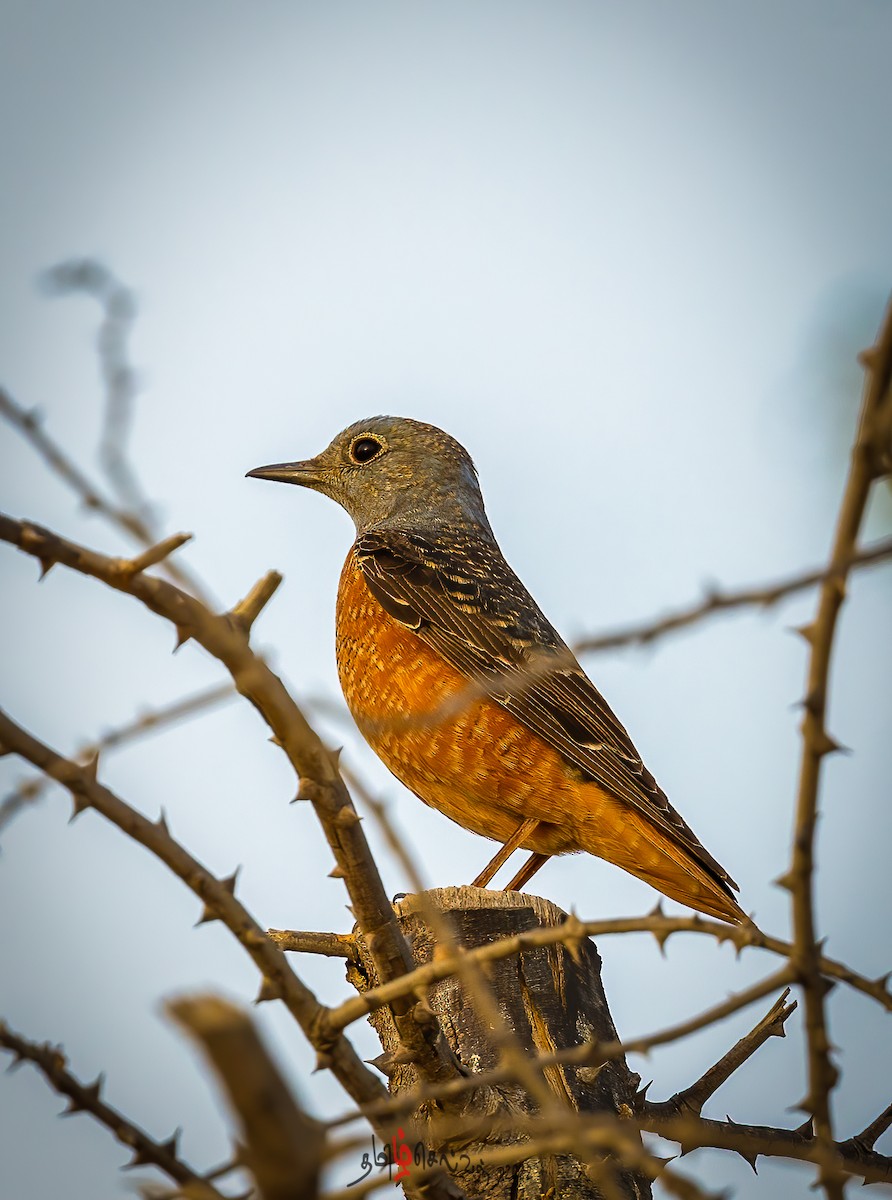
[350,436,383,464]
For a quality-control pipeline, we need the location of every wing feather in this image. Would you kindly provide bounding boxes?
[355,527,737,893]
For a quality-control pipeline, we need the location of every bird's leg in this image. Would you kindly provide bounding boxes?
[504,851,550,892]
[471,817,540,888]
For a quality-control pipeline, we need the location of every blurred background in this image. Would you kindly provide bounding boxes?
[1,2,890,1196]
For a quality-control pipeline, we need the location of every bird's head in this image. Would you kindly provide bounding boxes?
[247,415,493,536]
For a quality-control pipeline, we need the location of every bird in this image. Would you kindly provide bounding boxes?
[247,416,745,924]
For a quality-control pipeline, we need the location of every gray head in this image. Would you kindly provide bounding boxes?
[247,416,494,537]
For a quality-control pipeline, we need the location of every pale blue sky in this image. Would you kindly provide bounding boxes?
[1,3,890,1197]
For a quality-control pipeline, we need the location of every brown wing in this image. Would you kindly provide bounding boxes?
[355,526,738,895]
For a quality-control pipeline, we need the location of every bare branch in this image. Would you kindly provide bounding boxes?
[0,707,387,1114]
[229,572,284,634]
[0,386,214,605]
[644,990,797,1119]
[0,513,463,1097]
[119,534,194,577]
[785,294,892,1197]
[573,537,892,655]
[267,929,357,960]
[0,1018,228,1196]
[0,682,236,835]
[167,994,323,1200]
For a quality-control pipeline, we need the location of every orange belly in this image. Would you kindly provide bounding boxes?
[335,549,742,922]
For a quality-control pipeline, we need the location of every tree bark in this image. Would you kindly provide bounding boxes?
[349,886,652,1200]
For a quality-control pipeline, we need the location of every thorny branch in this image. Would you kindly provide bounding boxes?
[0,1019,230,1198]
[572,537,892,654]
[0,680,236,835]
[781,296,892,1197]
[0,511,463,1097]
[3,269,890,1197]
[0,707,387,1114]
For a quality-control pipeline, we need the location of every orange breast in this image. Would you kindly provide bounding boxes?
[334,547,744,923]
[335,549,599,854]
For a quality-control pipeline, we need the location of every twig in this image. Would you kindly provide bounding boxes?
[321,907,888,1039]
[0,707,387,1115]
[167,994,323,1200]
[0,513,463,1103]
[267,929,358,960]
[41,259,145,520]
[643,990,797,1119]
[326,965,794,1129]
[0,387,214,605]
[0,1018,228,1197]
[0,681,236,835]
[572,537,892,654]
[782,295,892,1198]
[639,1111,892,1186]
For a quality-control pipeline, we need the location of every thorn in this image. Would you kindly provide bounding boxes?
[292,778,315,804]
[156,808,170,835]
[799,688,823,717]
[328,746,343,768]
[219,869,239,895]
[37,557,54,581]
[335,806,361,828]
[268,735,283,748]
[813,730,850,757]
[791,621,816,644]
[634,1080,653,1105]
[791,1096,818,1120]
[69,792,92,822]
[173,625,191,652]
[366,1051,399,1077]
[159,1128,181,1158]
[124,1144,155,1170]
[195,902,218,926]
[313,1049,334,1073]
[82,1073,104,1105]
[773,870,796,893]
[328,864,346,880]
[872,971,891,994]
[255,976,282,1004]
[81,753,100,783]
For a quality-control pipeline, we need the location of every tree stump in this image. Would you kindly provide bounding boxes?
[349,886,652,1200]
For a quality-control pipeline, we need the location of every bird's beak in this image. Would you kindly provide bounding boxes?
[245,459,324,487]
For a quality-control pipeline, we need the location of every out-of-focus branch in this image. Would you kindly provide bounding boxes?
[643,990,797,1120]
[782,294,892,1198]
[327,965,793,1130]
[321,908,888,1039]
[0,681,236,835]
[41,259,145,520]
[0,707,387,1115]
[572,537,892,655]
[0,1018,228,1198]
[168,994,323,1200]
[0,513,464,1103]
[0,386,214,605]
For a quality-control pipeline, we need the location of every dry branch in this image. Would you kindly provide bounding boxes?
[783,295,892,1197]
[573,537,892,654]
[168,994,323,1200]
[0,1018,229,1197]
[0,512,463,1098]
[0,681,236,834]
[0,707,386,1114]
